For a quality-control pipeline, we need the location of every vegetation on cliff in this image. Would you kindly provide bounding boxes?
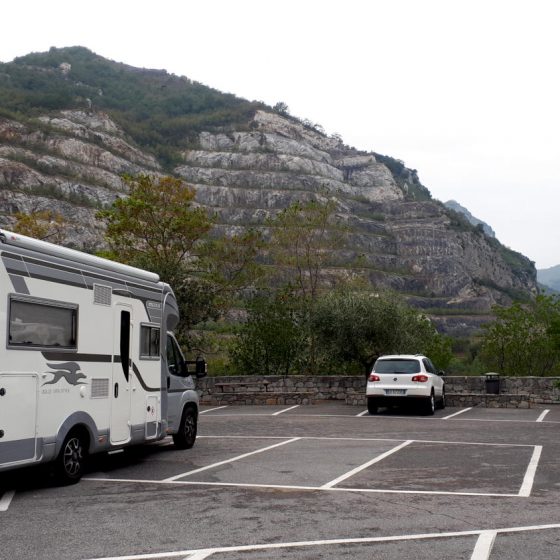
[0,46,263,166]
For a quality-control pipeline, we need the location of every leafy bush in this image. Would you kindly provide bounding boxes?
[480,294,560,376]
[230,291,306,376]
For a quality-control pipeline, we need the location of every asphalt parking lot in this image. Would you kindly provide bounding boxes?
[1,403,559,560]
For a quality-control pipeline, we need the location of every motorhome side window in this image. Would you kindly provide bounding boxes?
[140,325,160,359]
[8,297,77,349]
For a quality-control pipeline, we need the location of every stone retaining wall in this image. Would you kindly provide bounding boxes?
[197,376,560,408]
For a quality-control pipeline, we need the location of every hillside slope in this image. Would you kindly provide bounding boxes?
[0,47,537,334]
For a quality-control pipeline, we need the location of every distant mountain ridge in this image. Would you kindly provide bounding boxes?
[444,200,495,238]
[0,47,538,335]
[537,265,560,292]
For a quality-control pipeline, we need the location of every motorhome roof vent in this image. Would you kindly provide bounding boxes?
[94,284,112,306]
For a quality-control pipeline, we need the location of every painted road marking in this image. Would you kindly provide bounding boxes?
[200,406,228,414]
[321,440,413,489]
[162,437,301,482]
[518,445,543,497]
[442,407,473,420]
[199,434,535,448]
[185,553,212,560]
[356,409,369,417]
[84,477,520,498]
[87,434,536,497]
[470,531,497,560]
[272,405,300,416]
[536,409,550,422]
[82,523,560,560]
[0,490,15,512]
[205,411,560,424]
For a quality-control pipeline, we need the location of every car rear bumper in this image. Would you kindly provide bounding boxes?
[366,385,432,399]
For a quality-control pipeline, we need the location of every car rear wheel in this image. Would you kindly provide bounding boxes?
[367,397,378,415]
[438,388,446,410]
[423,391,435,416]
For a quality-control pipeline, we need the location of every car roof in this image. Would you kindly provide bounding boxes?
[377,354,426,360]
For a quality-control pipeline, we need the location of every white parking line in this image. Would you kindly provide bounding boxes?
[162,437,301,482]
[518,445,543,497]
[200,406,228,414]
[81,523,560,560]
[185,553,212,560]
[470,531,497,560]
[321,440,413,489]
[199,434,535,448]
[272,405,300,416]
[356,409,369,417]
[442,407,473,420]
[0,490,15,512]
[207,412,560,424]
[536,409,550,422]
[84,477,519,498]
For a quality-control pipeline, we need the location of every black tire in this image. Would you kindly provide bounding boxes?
[438,388,446,410]
[54,430,87,484]
[423,391,436,416]
[173,406,198,449]
[367,397,378,415]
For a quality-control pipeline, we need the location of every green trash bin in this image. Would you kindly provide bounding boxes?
[483,372,500,394]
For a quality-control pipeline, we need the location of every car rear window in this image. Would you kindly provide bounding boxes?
[373,359,420,374]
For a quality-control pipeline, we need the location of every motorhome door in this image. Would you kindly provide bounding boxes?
[110,305,133,444]
[0,373,38,466]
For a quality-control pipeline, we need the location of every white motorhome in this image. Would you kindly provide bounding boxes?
[0,229,206,483]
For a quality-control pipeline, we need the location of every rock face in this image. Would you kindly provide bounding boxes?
[0,110,160,249]
[0,106,537,332]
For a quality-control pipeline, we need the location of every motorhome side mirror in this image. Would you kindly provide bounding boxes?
[195,356,207,378]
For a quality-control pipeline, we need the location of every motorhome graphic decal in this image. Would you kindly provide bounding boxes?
[43,362,87,386]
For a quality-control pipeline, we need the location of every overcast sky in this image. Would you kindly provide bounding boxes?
[2,0,558,268]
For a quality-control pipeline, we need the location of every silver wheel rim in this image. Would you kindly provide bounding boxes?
[184,413,196,441]
[63,437,83,476]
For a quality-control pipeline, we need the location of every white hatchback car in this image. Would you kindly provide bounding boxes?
[366,354,445,415]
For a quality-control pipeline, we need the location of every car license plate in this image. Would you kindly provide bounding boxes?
[385,389,406,396]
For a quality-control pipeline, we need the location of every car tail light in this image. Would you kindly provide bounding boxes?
[368,374,380,382]
[412,375,429,382]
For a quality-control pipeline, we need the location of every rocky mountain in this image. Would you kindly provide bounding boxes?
[0,47,538,335]
[444,200,495,238]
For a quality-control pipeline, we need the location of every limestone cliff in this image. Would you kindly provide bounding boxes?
[0,48,537,334]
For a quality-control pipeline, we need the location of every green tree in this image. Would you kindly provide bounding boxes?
[268,198,341,301]
[97,174,213,287]
[13,209,67,244]
[480,294,560,376]
[266,198,344,372]
[312,289,448,375]
[230,290,306,376]
[97,174,262,347]
[273,101,289,115]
